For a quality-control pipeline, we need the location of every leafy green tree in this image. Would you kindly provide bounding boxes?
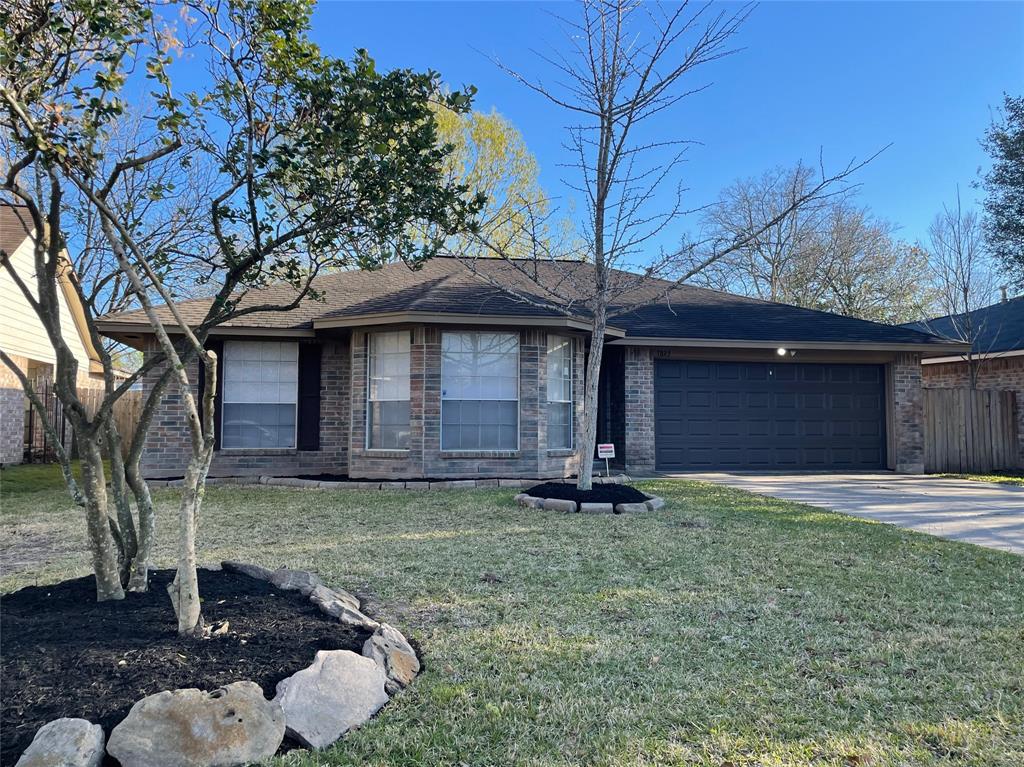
[1,0,480,630]
[979,94,1024,288]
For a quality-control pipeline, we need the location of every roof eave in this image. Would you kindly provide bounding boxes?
[606,336,973,354]
[312,310,628,337]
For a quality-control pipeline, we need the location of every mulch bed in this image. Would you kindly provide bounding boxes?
[0,568,370,766]
[525,481,649,505]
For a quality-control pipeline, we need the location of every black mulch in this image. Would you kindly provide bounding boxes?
[0,568,370,767]
[525,481,650,505]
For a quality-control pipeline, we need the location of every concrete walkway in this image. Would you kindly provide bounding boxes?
[668,472,1024,555]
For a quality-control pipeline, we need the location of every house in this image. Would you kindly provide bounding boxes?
[905,295,1024,465]
[0,205,108,466]
[96,257,967,480]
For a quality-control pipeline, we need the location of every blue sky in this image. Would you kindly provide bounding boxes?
[302,1,1022,250]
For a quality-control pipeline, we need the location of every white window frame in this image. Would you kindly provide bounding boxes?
[220,340,299,450]
[365,330,412,450]
[546,335,574,450]
[440,331,520,452]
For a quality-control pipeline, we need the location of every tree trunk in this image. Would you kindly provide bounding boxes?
[104,421,138,584]
[576,307,607,491]
[125,462,156,593]
[167,444,212,636]
[78,440,126,601]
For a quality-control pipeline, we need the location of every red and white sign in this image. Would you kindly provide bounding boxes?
[597,443,615,459]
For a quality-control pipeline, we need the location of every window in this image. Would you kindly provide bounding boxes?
[547,335,573,449]
[367,331,411,449]
[222,341,298,449]
[441,332,518,450]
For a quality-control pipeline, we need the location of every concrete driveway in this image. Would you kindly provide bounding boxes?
[675,472,1024,555]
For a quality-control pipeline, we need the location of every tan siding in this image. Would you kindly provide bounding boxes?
[0,235,93,374]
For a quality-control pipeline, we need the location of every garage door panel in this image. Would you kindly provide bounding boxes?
[655,360,886,471]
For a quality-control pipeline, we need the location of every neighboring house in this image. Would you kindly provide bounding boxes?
[97,257,967,480]
[905,295,1024,465]
[0,205,107,465]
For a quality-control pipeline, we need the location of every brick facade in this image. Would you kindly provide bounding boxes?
[140,340,351,479]
[140,327,584,481]
[623,346,655,474]
[0,354,26,465]
[890,352,925,473]
[920,354,1024,466]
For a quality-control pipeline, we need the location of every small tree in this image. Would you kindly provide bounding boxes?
[2,0,480,633]
[449,0,873,489]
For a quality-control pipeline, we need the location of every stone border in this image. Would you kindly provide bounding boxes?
[514,489,665,514]
[16,565,421,767]
[147,474,633,490]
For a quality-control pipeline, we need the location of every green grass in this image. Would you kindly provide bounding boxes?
[935,472,1024,487]
[2,463,1022,766]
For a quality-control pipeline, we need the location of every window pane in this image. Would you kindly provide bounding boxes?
[221,342,298,448]
[441,400,518,450]
[547,402,572,449]
[441,332,518,401]
[368,331,410,448]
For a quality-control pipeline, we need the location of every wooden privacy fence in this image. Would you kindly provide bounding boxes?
[23,378,142,463]
[923,388,1020,473]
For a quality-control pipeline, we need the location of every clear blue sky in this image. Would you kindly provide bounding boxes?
[303,0,1022,250]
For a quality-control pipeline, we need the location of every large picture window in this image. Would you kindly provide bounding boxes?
[367,331,411,449]
[441,332,518,450]
[546,335,573,449]
[222,341,298,449]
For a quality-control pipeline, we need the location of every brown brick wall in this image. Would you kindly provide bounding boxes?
[140,340,351,479]
[890,352,925,473]
[623,346,655,474]
[921,355,1024,465]
[0,354,26,465]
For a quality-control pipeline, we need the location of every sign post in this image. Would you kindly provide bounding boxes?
[597,443,615,478]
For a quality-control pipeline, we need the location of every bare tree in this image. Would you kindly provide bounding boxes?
[924,192,999,387]
[448,0,875,489]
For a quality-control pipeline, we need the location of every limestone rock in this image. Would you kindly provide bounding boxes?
[106,681,284,767]
[310,589,379,630]
[615,502,648,514]
[580,502,614,514]
[309,583,360,612]
[269,568,323,596]
[220,561,273,582]
[644,496,666,511]
[542,498,577,513]
[15,718,104,767]
[274,650,388,748]
[362,623,420,694]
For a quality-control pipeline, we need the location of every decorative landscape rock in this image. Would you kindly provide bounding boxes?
[579,502,614,514]
[274,650,389,749]
[269,568,324,596]
[15,718,104,767]
[543,498,577,513]
[220,560,274,581]
[644,496,666,511]
[106,681,284,767]
[363,623,420,694]
[614,502,649,514]
[310,587,379,630]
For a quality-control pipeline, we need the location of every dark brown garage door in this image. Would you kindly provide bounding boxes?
[654,360,886,470]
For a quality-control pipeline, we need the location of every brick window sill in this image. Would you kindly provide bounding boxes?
[353,449,410,459]
[216,448,297,456]
[439,450,520,459]
[546,449,575,457]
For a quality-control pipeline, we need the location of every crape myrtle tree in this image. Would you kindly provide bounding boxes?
[1,0,481,634]
[447,0,875,490]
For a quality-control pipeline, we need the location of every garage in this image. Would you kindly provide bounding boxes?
[654,360,886,470]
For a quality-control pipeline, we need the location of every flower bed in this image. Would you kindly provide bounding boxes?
[516,481,666,514]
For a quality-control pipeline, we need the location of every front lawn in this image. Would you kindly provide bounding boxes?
[935,472,1024,487]
[2,465,1022,766]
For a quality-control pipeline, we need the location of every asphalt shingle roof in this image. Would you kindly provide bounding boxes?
[903,296,1024,354]
[0,205,32,258]
[99,256,954,347]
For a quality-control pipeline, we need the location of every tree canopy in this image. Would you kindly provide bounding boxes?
[979,93,1024,288]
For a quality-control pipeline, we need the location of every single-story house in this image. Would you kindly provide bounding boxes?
[904,294,1024,464]
[0,205,108,465]
[97,257,967,480]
